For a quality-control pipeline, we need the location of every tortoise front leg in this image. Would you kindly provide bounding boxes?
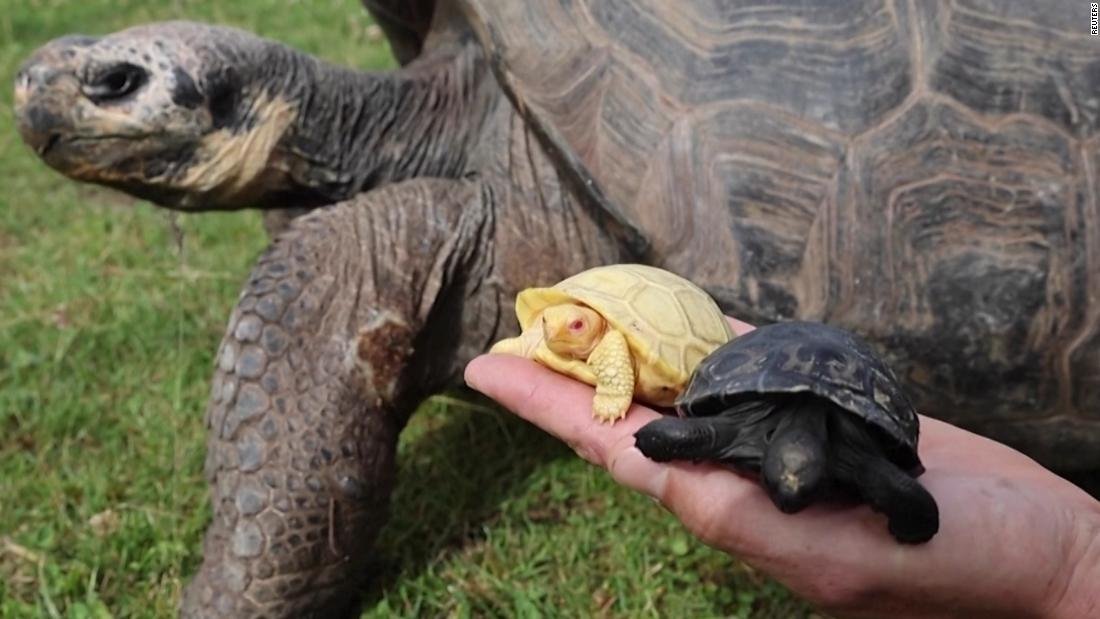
[180,179,496,618]
[634,399,779,466]
[828,410,939,544]
[588,330,635,423]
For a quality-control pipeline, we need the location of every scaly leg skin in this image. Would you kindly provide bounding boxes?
[634,399,778,465]
[634,416,742,461]
[760,398,829,514]
[829,410,940,544]
[180,179,495,618]
[587,329,635,423]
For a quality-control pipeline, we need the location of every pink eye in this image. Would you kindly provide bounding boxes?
[569,320,585,331]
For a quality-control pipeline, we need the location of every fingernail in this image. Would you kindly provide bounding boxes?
[463,356,484,391]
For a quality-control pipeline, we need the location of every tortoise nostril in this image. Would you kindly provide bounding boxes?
[16,63,62,92]
[14,103,65,157]
[38,133,61,156]
[26,105,63,134]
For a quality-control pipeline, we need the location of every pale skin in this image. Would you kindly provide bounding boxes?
[467,318,1100,619]
[491,304,636,423]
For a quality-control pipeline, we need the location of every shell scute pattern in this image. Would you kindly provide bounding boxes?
[464,0,1100,469]
[629,285,688,338]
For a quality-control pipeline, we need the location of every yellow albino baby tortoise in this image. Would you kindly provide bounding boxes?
[491,264,733,423]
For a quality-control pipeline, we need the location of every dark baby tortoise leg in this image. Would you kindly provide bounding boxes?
[760,398,829,514]
[181,179,495,618]
[828,410,939,544]
[634,400,778,465]
[633,415,746,462]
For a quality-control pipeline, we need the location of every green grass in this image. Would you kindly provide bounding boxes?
[0,1,811,616]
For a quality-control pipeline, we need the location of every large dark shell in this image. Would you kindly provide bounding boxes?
[677,322,921,471]
[457,0,1100,472]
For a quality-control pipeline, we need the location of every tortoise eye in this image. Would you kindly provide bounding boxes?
[569,319,585,331]
[84,63,147,103]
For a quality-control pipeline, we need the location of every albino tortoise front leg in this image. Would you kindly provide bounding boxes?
[179,178,495,618]
[588,329,635,423]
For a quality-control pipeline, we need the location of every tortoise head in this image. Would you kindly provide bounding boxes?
[543,304,606,359]
[13,21,297,210]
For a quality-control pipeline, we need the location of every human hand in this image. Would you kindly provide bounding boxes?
[464,319,1100,618]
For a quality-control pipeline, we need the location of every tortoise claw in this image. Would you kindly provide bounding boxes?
[592,393,631,424]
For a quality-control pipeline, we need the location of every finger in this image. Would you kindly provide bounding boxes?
[607,443,864,566]
[463,354,754,502]
[463,355,775,547]
[726,316,755,336]
[464,357,771,526]
[464,353,662,467]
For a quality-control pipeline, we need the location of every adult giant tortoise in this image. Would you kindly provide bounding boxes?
[13,0,1100,615]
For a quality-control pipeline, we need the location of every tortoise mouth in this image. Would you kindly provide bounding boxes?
[32,132,162,175]
[36,133,61,157]
[19,119,155,165]
[20,129,205,210]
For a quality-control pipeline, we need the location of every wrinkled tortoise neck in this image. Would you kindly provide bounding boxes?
[247,39,492,209]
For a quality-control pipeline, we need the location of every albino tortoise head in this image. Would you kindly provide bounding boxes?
[543,304,607,359]
[13,21,295,209]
